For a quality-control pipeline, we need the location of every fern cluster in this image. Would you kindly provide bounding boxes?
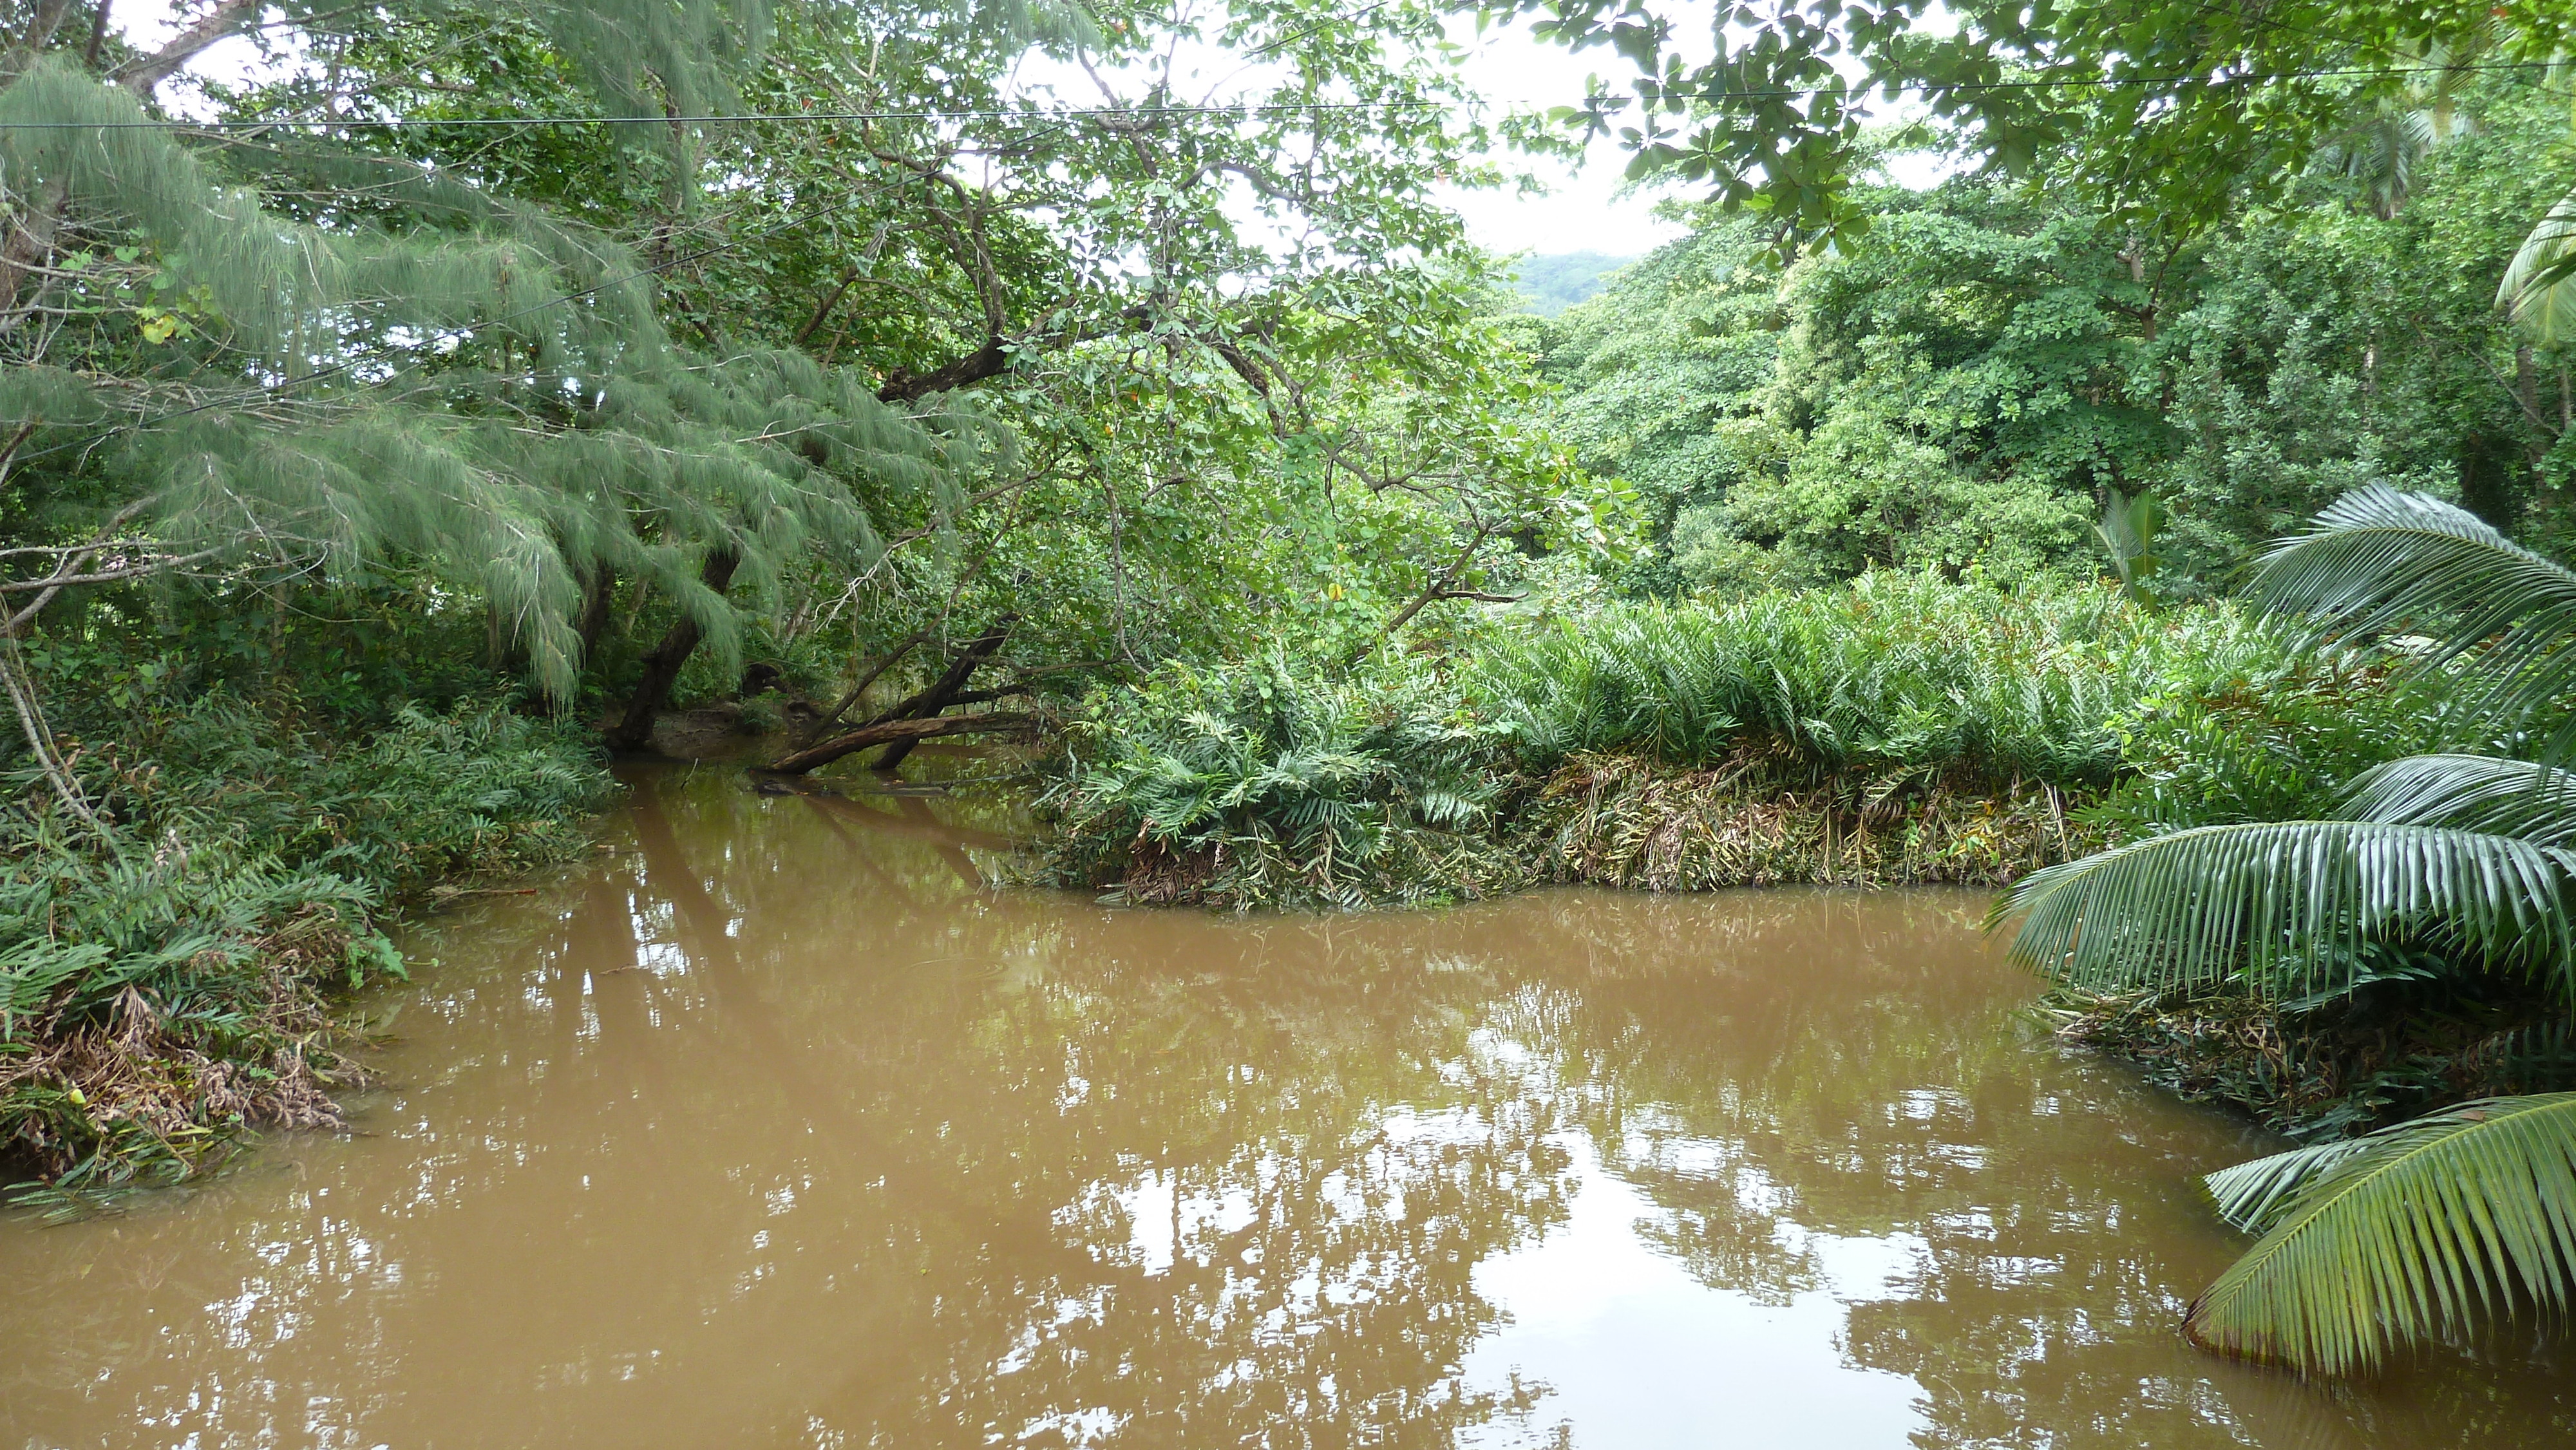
[1036,650,1519,910]
[0,691,615,1191]
[1472,572,2297,786]
[1037,574,2347,909]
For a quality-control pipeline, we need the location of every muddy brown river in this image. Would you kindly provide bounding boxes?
[5,765,2571,1447]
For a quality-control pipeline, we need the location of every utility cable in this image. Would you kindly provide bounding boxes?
[0,60,2564,128]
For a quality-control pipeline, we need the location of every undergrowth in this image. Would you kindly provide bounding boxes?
[1468,572,2297,784]
[2,689,614,1194]
[1039,652,1524,910]
[2039,975,2576,1142]
[1036,574,2411,910]
[1521,749,2101,890]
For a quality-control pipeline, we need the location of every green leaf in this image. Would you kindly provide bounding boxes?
[2188,1093,2576,1376]
[2342,754,2576,846]
[2500,184,2576,346]
[1994,818,2576,999]
[2245,486,2576,755]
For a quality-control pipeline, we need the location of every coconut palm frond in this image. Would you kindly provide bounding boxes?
[2202,1135,2383,1232]
[1994,819,2576,999]
[2186,1093,2576,1376]
[2244,486,2576,747]
[2500,184,2576,346]
[2342,754,2576,845]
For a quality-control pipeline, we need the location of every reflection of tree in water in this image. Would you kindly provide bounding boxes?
[32,770,2558,1447]
[1470,891,2573,1450]
[447,775,2570,1447]
[594,770,1580,1446]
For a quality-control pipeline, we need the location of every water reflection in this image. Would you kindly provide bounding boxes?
[1,767,2566,1448]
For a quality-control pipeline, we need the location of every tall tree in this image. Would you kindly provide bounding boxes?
[0,0,985,783]
[1520,0,2575,252]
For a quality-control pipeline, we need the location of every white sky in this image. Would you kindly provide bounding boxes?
[1434,18,1690,259]
[116,1,1942,261]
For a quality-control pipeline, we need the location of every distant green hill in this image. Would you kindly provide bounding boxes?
[1511,251,1634,315]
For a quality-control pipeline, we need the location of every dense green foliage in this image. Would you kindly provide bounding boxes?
[2,678,611,1189]
[1996,488,2576,1375]
[1538,86,2576,601]
[1471,574,2282,782]
[1041,652,1520,909]
[1510,250,1631,315]
[1528,0,2576,256]
[1037,574,2410,908]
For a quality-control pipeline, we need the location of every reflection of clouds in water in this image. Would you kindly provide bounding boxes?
[6,776,2566,1449]
[1463,1135,1926,1449]
[1097,1167,1260,1277]
[1799,1226,1935,1303]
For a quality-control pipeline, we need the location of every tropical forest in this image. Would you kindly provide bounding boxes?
[5,0,2576,1443]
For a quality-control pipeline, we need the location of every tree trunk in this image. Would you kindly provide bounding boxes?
[869,615,1016,772]
[764,711,1038,776]
[813,630,927,733]
[606,550,737,753]
[2520,345,2549,472]
[0,176,70,332]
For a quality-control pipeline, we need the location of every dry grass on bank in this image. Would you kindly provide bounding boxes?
[1519,750,2102,891]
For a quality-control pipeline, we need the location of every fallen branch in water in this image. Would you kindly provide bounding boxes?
[764,711,1038,775]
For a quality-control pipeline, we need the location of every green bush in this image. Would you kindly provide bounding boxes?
[1469,572,2300,785]
[1035,651,1520,910]
[2080,651,2446,837]
[1036,574,2427,910]
[1,690,616,1191]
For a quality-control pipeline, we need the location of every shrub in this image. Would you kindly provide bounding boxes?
[1,690,616,1191]
[1037,574,2413,909]
[1034,651,1520,910]
[1468,572,2298,786]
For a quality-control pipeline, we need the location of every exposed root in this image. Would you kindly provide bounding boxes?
[2040,983,2576,1140]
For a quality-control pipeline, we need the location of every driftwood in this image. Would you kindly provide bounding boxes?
[764,711,1037,775]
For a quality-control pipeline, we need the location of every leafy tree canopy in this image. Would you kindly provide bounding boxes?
[1519,0,2576,252]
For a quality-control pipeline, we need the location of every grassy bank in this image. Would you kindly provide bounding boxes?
[1036,574,2400,909]
[2,686,613,1194]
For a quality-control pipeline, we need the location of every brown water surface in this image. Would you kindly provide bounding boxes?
[5,766,2571,1448]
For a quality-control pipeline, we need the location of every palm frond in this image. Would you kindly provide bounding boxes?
[2500,184,2576,346]
[2095,488,2163,603]
[1994,819,2576,998]
[2342,754,2576,845]
[2186,1093,2576,1375]
[2244,486,2576,749]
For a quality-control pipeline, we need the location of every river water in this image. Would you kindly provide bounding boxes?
[5,765,2570,1448]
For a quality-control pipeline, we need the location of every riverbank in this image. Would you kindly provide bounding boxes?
[1,690,616,1196]
[0,575,2482,1190]
[1034,576,2333,909]
[1031,572,2576,1142]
